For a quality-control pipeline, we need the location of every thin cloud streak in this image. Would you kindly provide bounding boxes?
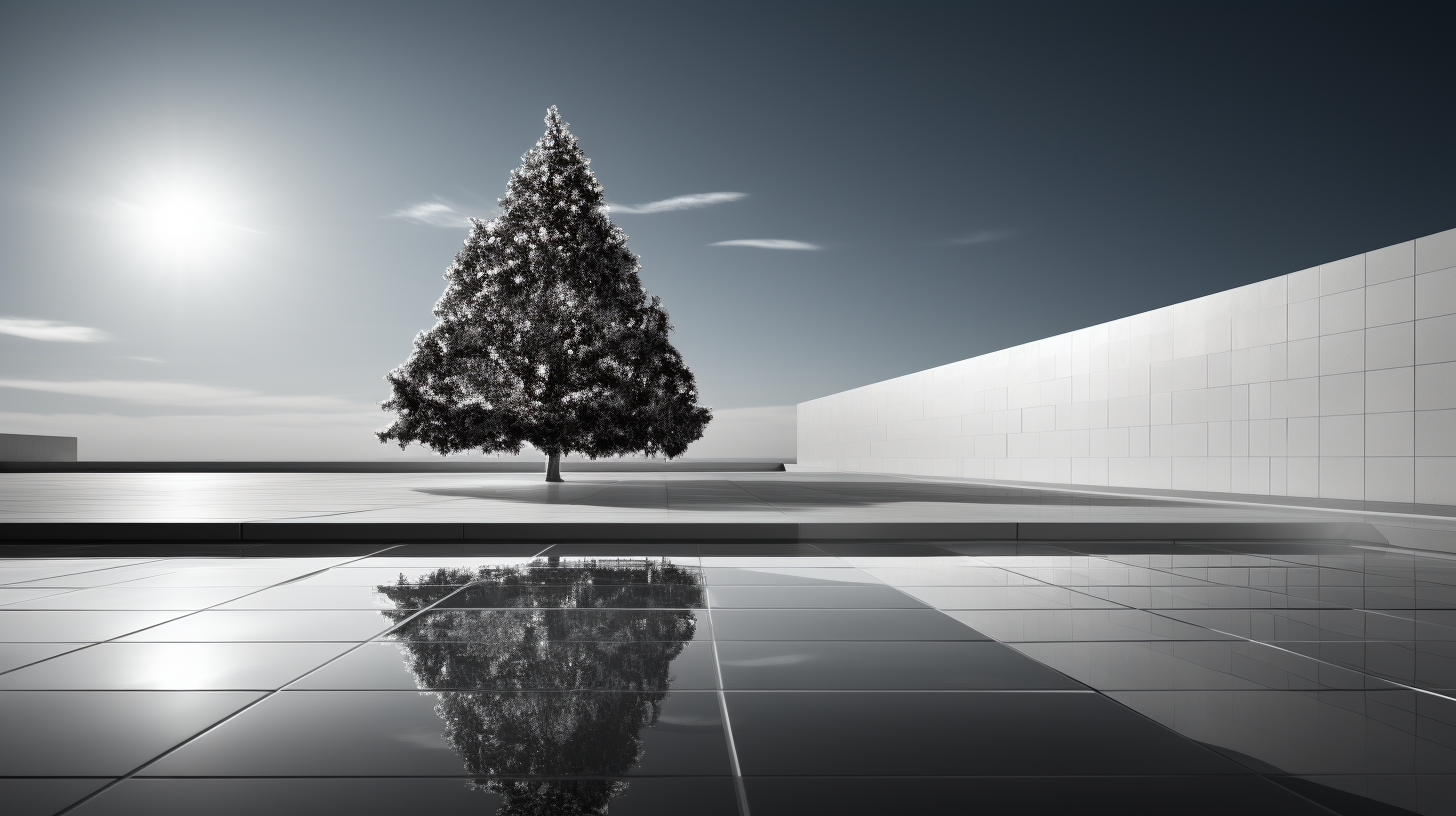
[949,230,1015,245]
[0,379,357,411]
[120,356,165,363]
[390,201,476,228]
[609,192,746,214]
[710,239,822,251]
[0,318,112,343]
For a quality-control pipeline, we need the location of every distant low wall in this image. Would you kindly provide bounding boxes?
[0,433,78,462]
[799,226,1456,504]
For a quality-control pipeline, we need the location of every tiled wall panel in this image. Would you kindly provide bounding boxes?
[798,227,1456,504]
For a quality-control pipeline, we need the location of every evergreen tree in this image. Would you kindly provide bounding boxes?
[378,107,711,481]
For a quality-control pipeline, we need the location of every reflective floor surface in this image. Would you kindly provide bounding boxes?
[1,538,1453,815]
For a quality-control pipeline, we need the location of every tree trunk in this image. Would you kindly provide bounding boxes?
[545,452,563,482]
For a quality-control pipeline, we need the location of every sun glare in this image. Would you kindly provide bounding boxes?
[137,184,220,255]
[122,171,256,269]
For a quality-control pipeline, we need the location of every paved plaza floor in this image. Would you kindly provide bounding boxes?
[2,469,1455,814]
[2,469,1452,534]
[1,537,1454,815]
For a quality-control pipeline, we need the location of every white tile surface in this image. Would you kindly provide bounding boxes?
[1321,254,1364,295]
[1417,314,1456,365]
[1366,322,1414,370]
[1287,457,1319,497]
[1415,457,1456,505]
[1319,373,1363,416]
[1367,240,1415,284]
[1319,456,1363,500]
[1288,267,1320,303]
[1319,331,1364,375]
[1288,298,1319,340]
[1417,229,1456,275]
[1320,289,1364,335]
[1365,457,1414,503]
[1366,367,1414,413]
[798,228,1456,506]
[1288,338,1320,379]
[1365,412,1414,457]
[1416,410,1456,457]
[1366,278,1414,327]
[1319,415,1362,457]
[1416,362,1456,410]
[1417,267,1456,320]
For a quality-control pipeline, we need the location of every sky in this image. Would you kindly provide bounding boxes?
[0,1,1452,460]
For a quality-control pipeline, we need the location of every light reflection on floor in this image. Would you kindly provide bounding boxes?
[0,539,1452,815]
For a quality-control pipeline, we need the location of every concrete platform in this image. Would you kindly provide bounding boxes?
[3,469,1452,550]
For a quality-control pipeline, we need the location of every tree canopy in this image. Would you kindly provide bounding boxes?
[378,107,711,479]
[377,559,703,814]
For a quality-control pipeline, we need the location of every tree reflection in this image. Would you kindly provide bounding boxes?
[377,559,704,815]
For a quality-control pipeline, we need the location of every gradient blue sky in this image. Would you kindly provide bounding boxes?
[1,1,1452,458]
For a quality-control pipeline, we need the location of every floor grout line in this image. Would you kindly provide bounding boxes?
[702,543,752,816]
[5,541,1451,815]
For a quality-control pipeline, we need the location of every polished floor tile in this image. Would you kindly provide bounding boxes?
[68,777,740,816]
[2,566,180,589]
[0,779,110,816]
[1276,774,1456,815]
[0,641,84,672]
[5,586,262,610]
[107,568,331,588]
[118,610,396,642]
[710,609,985,640]
[901,584,1126,609]
[284,568,482,587]
[291,640,720,690]
[146,690,732,777]
[1011,641,1407,691]
[946,609,1243,642]
[386,609,713,643]
[0,587,76,606]
[1108,689,1456,776]
[1094,585,1342,609]
[851,565,1038,586]
[438,583,705,609]
[1270,639,1456,690]
[1,542,1447,816]
[742,776,1331,816]
[0,610,188,642]
[0,642,353,689]
[0,690,262,775]
[702,567,882,586]
[717,640,1083,690]
[706,585,925,608]
[212,585,433,610]
[1155,608,1456,642]
[725,691,1241,776]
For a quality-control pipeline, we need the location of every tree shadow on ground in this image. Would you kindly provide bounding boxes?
[412,480,1209,510]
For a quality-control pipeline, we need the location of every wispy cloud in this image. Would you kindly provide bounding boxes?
[389,201,476,228]
[0,379,356,411]
[609,192,747,214]
[710,239,822,251]
[0,318,112,343]
[949,230,1014,245]
[120,356,164,363]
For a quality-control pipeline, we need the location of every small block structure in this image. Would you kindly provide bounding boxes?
[0,433,78,462]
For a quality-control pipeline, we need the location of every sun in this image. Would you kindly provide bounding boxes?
[135,183,222,257]
[121,171,256,268]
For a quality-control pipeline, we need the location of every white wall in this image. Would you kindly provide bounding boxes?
[799,227,1456,504]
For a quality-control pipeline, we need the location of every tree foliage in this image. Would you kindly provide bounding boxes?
[378,107,711,470]
[376,559,704,815]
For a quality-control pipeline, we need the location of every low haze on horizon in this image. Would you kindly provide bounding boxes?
[1,1,1452,459]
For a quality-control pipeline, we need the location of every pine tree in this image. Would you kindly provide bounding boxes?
[378,107,712,481]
